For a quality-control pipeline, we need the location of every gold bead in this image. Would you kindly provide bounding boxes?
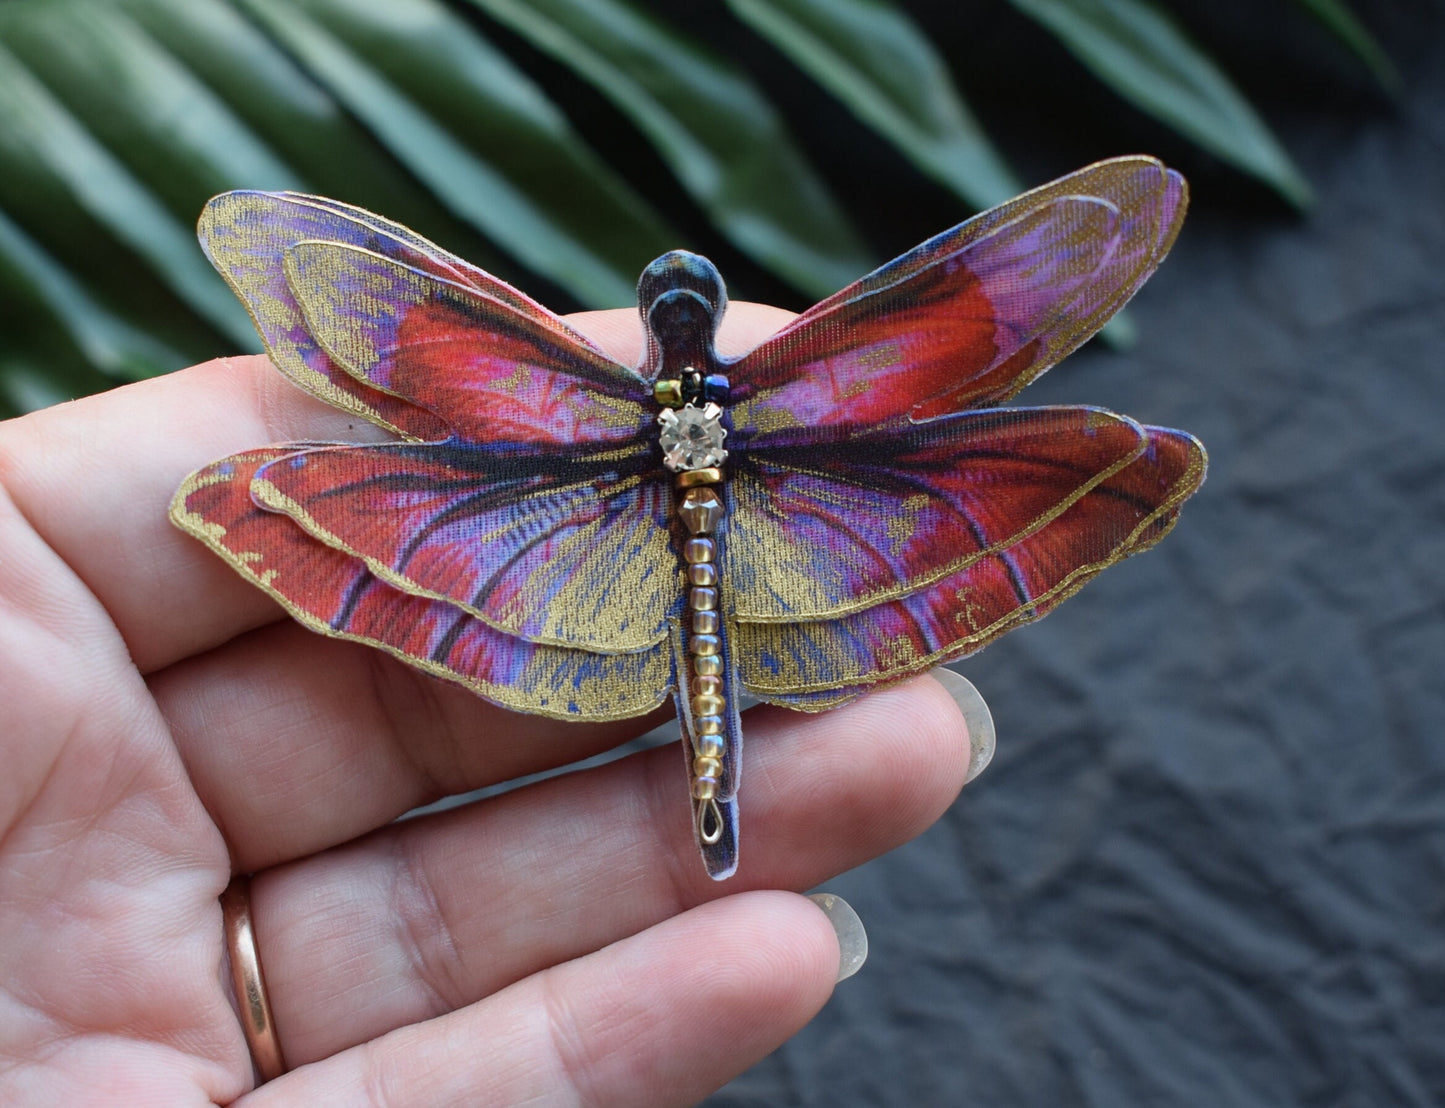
[693,693,725,717]
[691,674,722,697]
[692,609,719,635]
[695,734,725,759]
[683,537,715,564]
[679,487,724,535]
[676,467,723,489]
[693,654,723,677]
[690,586,718,611]
[693,755,723,779]
[653,379,684,407]
[688,562,717,587]
[692,776,719,801]
[690,633,720,657]
[696,714,724,735]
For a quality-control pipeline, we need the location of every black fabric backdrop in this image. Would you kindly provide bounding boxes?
[704,3,1445,1104]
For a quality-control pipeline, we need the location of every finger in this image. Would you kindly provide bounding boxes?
[151,619,669,872]
[0,304,793,674]
[250,674,973,1064]
[239,891,839,1108]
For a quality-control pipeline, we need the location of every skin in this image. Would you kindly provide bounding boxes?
[0,304,979,1106]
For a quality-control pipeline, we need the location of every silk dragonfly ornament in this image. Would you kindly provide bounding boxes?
[173,156,1206,880]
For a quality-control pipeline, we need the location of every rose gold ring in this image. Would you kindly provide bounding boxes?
[221,875,287,1082]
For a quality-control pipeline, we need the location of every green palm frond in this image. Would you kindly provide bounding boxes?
[0,0,1393,412]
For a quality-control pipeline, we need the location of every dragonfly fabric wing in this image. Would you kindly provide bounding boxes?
[736,426,1206,699]
[198,192,617,440]
[284,241,652,448]
[250,442,675,651]
[291,195,609,350]
[729,157,1185,442]
[170,449,671,719]
[727,407,1149,621]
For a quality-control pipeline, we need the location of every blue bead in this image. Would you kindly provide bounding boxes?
[703,374,731,405]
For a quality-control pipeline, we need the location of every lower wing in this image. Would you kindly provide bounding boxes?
[736,426,1206,704]
[171,448,672,722]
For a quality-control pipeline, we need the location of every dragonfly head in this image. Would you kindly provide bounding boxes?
[637,250,727,320]
[639,253,729,399]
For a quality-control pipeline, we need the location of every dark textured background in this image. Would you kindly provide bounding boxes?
[709,3,1445,1104]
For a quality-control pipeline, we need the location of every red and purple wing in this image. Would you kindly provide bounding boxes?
[199,192,617,440]
[727,407,1150,621]
[283,241,651,448]
[170,449,671,720]
[246,442,675,652]
[728,157,1185,443]
[240,237,669,651]
[737,427,1206,702]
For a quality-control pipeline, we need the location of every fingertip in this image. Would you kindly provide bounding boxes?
[670,891,841,1020]
[563,301,797,367]
[715,302,798,356]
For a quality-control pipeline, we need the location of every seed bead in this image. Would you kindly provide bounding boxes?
[691,674,723,697]
[690,634,720,657]
[692,609,719,635]
[693,755,723,780]
[688,563,717,587]
[693,654,723,677]
[683,537,715,564]
[653,379,684,407]
[694,734,725,759]
[696,714,724,735]
[692,776,719,801]
[689,587,718,612]
[693,693,725,717]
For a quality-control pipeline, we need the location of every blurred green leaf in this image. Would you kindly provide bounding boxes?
[122,0,508,272]
[0,40,259,345]
[237,0,675,307]
[1,2,303,213]
[726,0,1020,210]
[464,0,874,298]
[0,359,104,417]
[1291,0,1400,95]
[0,205,186,383]
[1009,0,1313,208]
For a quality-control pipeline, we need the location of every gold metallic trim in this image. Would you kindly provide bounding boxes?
[675,467,723,489]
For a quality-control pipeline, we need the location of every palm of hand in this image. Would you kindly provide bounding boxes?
[0,307,976,1106]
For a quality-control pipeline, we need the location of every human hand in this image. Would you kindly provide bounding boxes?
[0,304,993,1106]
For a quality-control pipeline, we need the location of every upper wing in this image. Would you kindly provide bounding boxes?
[248,441,675,652]
[728,157,1185,444]
[736,426,1206,700]
[726,406,1149,621]
[282,240,652,448]
[170,448,672,719]
[198,191,623,440]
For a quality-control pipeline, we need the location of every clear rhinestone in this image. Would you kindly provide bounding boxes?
[658,402,728,471]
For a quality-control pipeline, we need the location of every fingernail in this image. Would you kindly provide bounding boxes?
[807,892,868,982]
[930,667,996,784]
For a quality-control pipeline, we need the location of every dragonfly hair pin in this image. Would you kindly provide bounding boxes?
[173,156,1207,880]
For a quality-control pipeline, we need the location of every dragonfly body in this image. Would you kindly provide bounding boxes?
[173,157,1207,880]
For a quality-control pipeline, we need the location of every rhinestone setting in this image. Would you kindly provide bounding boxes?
[658,403,728,472]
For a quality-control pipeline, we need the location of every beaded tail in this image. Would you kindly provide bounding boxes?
[668,472,741,879]
[670,621,741,880]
